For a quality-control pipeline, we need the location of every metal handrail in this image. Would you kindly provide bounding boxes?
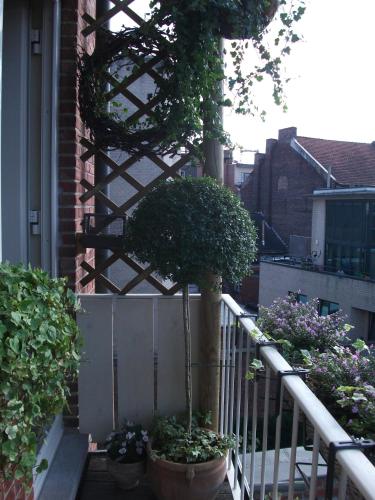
[220,294,375,500]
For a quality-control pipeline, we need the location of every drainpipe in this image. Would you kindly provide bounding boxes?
[95,0,111,292]
[51,0,61,277]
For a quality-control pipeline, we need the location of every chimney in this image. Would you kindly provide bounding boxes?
[278,127,297,144]
[224,149,233,161]
[254,152,265,167]
[265,138,277,155]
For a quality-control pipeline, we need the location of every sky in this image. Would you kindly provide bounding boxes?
[111,0,375,159]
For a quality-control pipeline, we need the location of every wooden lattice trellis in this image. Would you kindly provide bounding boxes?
[79,1,196,294]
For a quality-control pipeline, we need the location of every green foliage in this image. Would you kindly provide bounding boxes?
[79,0,305,155]
[150,416,235,464]
[0,263,81,486]
[245,358,264,381]
[126,177,257,287]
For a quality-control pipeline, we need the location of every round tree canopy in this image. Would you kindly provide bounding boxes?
[126,177,257,287]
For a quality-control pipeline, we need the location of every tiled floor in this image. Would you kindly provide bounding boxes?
[77,453,233,500]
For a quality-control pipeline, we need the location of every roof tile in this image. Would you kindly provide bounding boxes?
[296,136,375,186]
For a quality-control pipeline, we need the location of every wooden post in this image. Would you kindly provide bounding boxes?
[199,39,224,432]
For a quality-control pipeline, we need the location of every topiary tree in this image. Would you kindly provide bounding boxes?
[126,177,257,434]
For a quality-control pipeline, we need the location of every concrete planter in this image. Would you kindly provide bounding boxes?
[148,451,227,500]
[106,458,145,490]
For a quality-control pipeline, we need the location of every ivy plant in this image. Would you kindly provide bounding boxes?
[0,263,81,487]
[79,0,305,155]
[150,415,235,464]
[126,176,257,438]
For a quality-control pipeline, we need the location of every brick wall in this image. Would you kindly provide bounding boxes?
[0,475,33,500]
[59,0,96,293]
[241,129,326,246]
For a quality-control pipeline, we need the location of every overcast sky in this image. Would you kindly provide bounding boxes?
[225,0,375,158]
[111,0,375,159]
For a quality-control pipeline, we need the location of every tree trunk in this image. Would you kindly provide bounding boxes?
[199,274,221,431]
[182,284,192,435]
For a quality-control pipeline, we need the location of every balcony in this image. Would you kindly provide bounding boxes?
[69,293,375,500]
[261,256,375,284]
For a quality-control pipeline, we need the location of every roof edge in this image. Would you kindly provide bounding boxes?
[291,137,337,184]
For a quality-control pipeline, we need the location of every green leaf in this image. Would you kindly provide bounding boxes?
[5,425,18,439]
[352,339,369,352]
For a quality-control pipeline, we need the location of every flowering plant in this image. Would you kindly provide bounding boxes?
[106,422,149,464]
[257,296,351,364]
[305,340,375,440]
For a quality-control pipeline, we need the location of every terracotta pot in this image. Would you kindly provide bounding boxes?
[148,451,227,500]
[106,458,145,490]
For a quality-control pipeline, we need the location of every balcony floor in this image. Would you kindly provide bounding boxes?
[77,453,234,500]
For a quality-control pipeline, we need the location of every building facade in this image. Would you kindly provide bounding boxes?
[259,188,375,340]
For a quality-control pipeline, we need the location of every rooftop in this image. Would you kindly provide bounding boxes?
[296,136,375,187]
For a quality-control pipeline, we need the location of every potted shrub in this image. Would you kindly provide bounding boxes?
[126,176,257,500]
[105,422,148,490]
[0,263,81,491]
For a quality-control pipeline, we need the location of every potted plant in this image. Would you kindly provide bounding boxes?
[105,422,148,490]
[126,176,257,499]
[0,263,81,491]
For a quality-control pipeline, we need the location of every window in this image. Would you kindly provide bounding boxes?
[319,299,339,316]
[368,312,375,342]
[288,291,308,304]
[325,200,375,279]
[277,175,288,191]
[239,172,250,183]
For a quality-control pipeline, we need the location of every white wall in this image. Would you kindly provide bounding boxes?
[77,294,201,441]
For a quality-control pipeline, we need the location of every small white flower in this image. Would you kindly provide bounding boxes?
[126,432,135,440]
[142,435,149,442]
[118,447,127,455]
[126,421,134,426]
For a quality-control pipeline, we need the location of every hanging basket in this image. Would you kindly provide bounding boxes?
[218,0,279,39]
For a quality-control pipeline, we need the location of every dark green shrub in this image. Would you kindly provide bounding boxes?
[126,176,257,288]
[0,263,81,485]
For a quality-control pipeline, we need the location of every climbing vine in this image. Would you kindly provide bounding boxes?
[79,0,305,155]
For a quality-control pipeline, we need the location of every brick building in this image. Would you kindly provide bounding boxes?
[239,126,375,307]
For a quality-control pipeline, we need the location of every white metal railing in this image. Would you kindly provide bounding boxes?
[220,294,375,500]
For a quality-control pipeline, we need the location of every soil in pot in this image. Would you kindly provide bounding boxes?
[106,458,145,490]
